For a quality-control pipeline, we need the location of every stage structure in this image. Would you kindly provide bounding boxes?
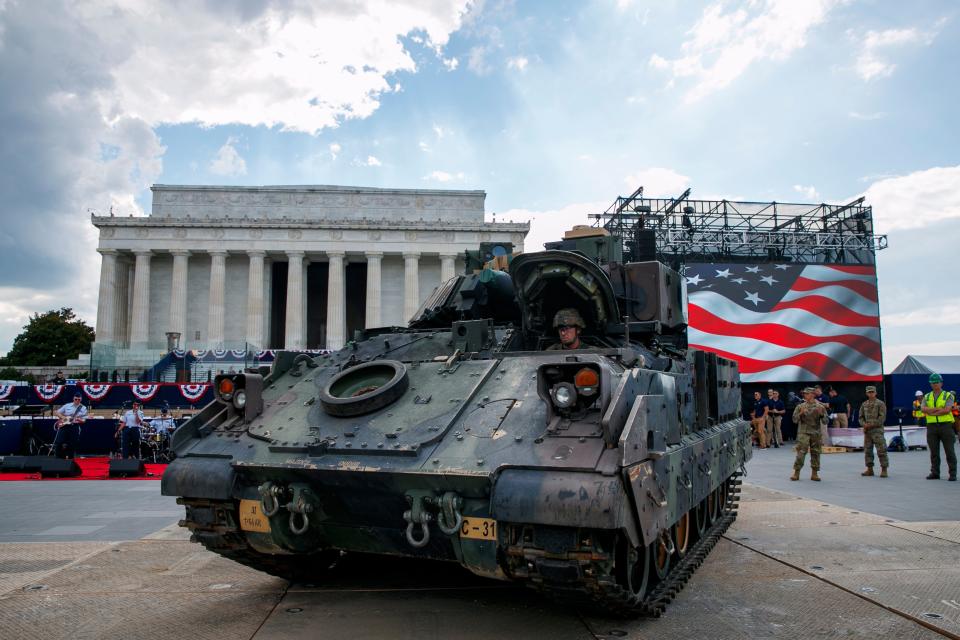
[589,187,888,383]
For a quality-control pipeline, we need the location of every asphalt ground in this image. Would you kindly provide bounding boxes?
[743,444,958,522]
[0,447,958,639]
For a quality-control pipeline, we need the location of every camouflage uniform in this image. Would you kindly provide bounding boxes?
[858,394,888,471]
[793,393,827,474]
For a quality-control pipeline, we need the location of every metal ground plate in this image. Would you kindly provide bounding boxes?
[0,482,957,638]
[889,521,960,545]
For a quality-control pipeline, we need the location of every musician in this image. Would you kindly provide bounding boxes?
[151,407,177,441]
[116,401,145,459]
[54,393,88,459]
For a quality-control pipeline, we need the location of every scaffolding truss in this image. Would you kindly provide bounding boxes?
[589,188,888,265]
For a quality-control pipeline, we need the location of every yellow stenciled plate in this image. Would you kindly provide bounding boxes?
[460,517,497,541]
[238,499,271,533]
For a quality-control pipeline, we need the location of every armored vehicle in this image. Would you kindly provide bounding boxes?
[162,249,751,616]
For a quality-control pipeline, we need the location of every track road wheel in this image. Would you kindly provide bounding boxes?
[706,489,718,525]
[673,511,691,559]
[615,535,652,600]
[717,481,729,513]
[653,535,671,582]
[693,499,708,539]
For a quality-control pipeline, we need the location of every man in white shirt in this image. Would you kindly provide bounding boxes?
[54,393,88,459]
[116,401,145,459]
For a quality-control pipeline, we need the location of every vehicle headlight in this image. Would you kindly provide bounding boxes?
[552,382,577,409]
[233,390,247,410]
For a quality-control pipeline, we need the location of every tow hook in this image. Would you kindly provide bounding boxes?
[436,491,463,535]
[285,484,319,536]
[402,491,464,548]
[258,482,283,516]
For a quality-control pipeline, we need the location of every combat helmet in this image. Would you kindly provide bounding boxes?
[553,307,586,329]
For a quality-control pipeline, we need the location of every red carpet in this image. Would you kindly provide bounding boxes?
[0,456,167,480]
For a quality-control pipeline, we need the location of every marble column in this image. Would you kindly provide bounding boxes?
[207,250,227,347]
[326,251,346,349]
[125,262,135,346]
[168,250,190,345]
[284,251,304,349]
[113,259,130,347]
[403,252,420,322]
[440,253,457,283]
[263,258,273,348]
[364,251,383,329]
[246,251,265,348]
[130,250,152,348]
[302,258,310,347]
[95,249,118,345]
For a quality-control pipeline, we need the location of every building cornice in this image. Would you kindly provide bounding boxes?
[91,216,530,232]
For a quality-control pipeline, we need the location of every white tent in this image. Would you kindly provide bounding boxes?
[890,355,960,375]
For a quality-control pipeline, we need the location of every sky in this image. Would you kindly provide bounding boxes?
[0,0,958,371]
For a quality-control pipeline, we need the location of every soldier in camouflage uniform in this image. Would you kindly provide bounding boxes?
[858,385,888,477]
[791,387,827,481]
[546,308,586,350]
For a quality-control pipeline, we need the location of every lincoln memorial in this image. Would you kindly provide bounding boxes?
[90,184,528,367]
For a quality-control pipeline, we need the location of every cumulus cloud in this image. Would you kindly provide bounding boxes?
[623,167,691,196]
[848,111,886,121]
[0,0,471,352]
[364,155,382,167]
[649,0,838,103]
[209,137,247,177]
[792,184,819,201]
[423,170,465,182]
[506,56,528,71]
[468,45,492,75]
[854,24,939,81]
[442,57,459,70]
[861,165,960,231]
[329,142,342,160]
[495,201,610,253]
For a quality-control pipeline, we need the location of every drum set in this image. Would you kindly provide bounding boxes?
[114,417,177,463]
[140,421,175,463]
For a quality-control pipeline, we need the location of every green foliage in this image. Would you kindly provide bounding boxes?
[0,366,31,383]
[2,308,95,367]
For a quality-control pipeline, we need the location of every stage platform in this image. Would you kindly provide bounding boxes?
[0,452,957,639]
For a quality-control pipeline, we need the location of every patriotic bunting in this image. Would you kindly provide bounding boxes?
[131,384,160,402]
[81,383,111,401]
[0,385,13,401]
[35,384,64,403]
[231,349,248,359]
[179,384,209,402]
[212,348,227,358]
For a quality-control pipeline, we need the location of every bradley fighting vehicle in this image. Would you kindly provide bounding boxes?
[161,246,751,616]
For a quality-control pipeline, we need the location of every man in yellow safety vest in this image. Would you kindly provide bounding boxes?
[921,373,957,481]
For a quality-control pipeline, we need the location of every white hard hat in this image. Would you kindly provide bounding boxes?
[915,390,923,396]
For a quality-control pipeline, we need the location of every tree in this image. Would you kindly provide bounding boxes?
[2,308,95,367]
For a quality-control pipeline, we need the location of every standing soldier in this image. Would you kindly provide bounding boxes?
[912,390,926,426]
[792,387,827,481]
[859,385,888,477]
[921,373,957,481]
[814,384,830,445]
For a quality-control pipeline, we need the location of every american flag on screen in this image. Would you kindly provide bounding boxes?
[684,263,882,382]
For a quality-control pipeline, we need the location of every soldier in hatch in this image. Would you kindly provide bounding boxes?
[547,308,586,350]
[791,387,827,481]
